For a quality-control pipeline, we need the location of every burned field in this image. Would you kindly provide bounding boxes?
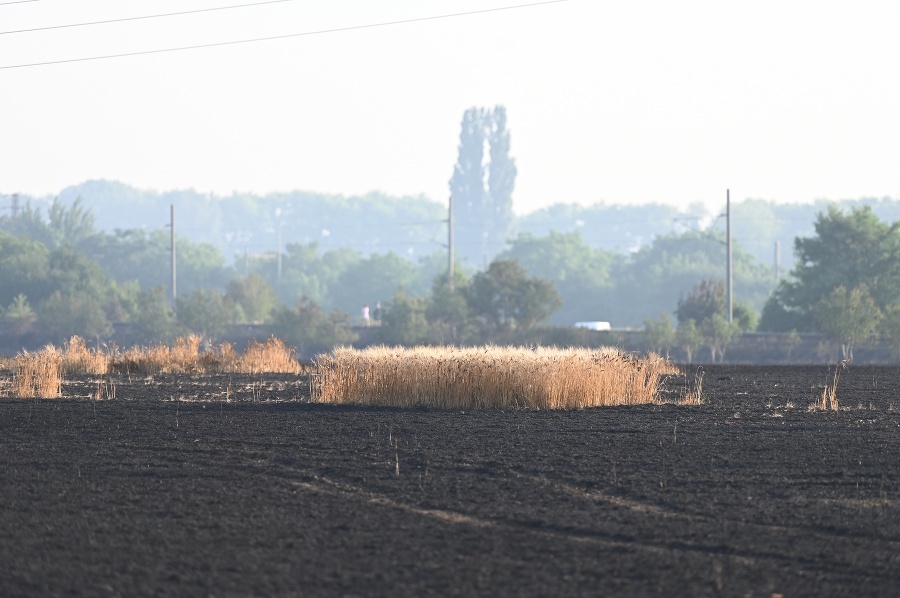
[2,365,900,596]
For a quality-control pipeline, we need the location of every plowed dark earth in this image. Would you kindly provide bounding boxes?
[2,365,900,596]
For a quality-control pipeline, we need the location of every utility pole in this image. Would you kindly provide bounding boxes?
[1,193,19,218]
[277,221,283,284]
[170,205,177,304]
[726,189,733,323]
[775,240,781,284]
[448,195,455,291]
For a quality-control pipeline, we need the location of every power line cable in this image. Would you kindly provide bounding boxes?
[0,0,300,36]
[0,0,572,70]
[0,0,43,5]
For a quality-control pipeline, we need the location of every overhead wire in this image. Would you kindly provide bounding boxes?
[0,0,572,70]
[0,0,300,36]
[0,0,43,5]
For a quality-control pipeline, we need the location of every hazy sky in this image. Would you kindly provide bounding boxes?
[2,0,899,214]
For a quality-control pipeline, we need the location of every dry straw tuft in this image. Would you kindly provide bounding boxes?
[112,335,204,375]
[109,335,300,375]
[232,338,301,374]
[61,336,108,375]
[13,346,62,398]
[819,360,848,411]
[313,345,676,409]
[4,336,303,398]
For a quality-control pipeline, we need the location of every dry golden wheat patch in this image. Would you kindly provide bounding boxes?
[313,345,676,409]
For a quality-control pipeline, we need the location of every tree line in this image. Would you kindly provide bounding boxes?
[4,101,900,360]
[2,197,900,360]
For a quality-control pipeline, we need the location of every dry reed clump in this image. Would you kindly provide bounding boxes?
[231,338,301,374]
[313,345,677,409]
[96,335,300,376]
[60,336,108,375]
[0,355,18,371]
[5,335,303,399]
[111,334,208,374]
[13,346,62,398]
[817,360,848,411]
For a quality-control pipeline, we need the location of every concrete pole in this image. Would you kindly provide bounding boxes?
[448,196,455,292]
[277,221,283,284]
[775,240,781,283]
[170,204,177,303]
[726,190,733,323]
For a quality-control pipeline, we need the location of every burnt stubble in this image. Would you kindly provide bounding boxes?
[2,365,900,596]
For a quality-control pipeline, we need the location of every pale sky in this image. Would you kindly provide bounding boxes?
[2,0,899,215]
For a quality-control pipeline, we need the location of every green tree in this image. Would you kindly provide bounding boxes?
[2,197,97,251]
[227,273,277,323]
[643,313,675,355]
[270,296,357,357]
[671,279,755,361]
[760,205,900,331]
[450,107,488,266]
[675,319,703,363]
[35,248,120,343]
[179,238,233,293]
[450,106,518,265]
[176,289,237,340]
[46,197,97,250]
[498,231,613,325]
[733,302,758,332]
[425,271,475,344]
[605,230,772,328]
[377,290,429,346]
[84,229,170,289]
[331,252,420,316]
[125,285,180,344]
[700,313,742,363]
[0,232,51,307]
[3,294,36,336]
[274,243,362,309]
[466,259,562,334]
[675,279,725,324]
[813,284,881,360]
[38,290,113,341]
[486,106,517,257]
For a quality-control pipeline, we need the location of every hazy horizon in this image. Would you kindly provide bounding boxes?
[16,177,900,220]
[3,1,899,214]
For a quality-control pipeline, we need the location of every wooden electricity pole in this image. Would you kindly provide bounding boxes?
[448,195,455,291]
[726,189,733,323]
[170,205,177,304]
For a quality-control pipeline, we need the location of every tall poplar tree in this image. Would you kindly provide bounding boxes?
[449,106,517,267]
[487,106,517,257]
[449,107,488,266]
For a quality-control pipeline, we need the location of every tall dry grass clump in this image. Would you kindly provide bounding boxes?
[4,335,303,398]
[232,338,301,374]
[112,334,205,374]
[107,335,300,375]
[313,345,677,409]
[60,336,108,375]
[13,346,62,398]
[818,360,848,411]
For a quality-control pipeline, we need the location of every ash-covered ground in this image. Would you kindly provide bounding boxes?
[2,365,900,596]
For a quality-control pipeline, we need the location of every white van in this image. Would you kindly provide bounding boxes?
[574,321,611,331]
